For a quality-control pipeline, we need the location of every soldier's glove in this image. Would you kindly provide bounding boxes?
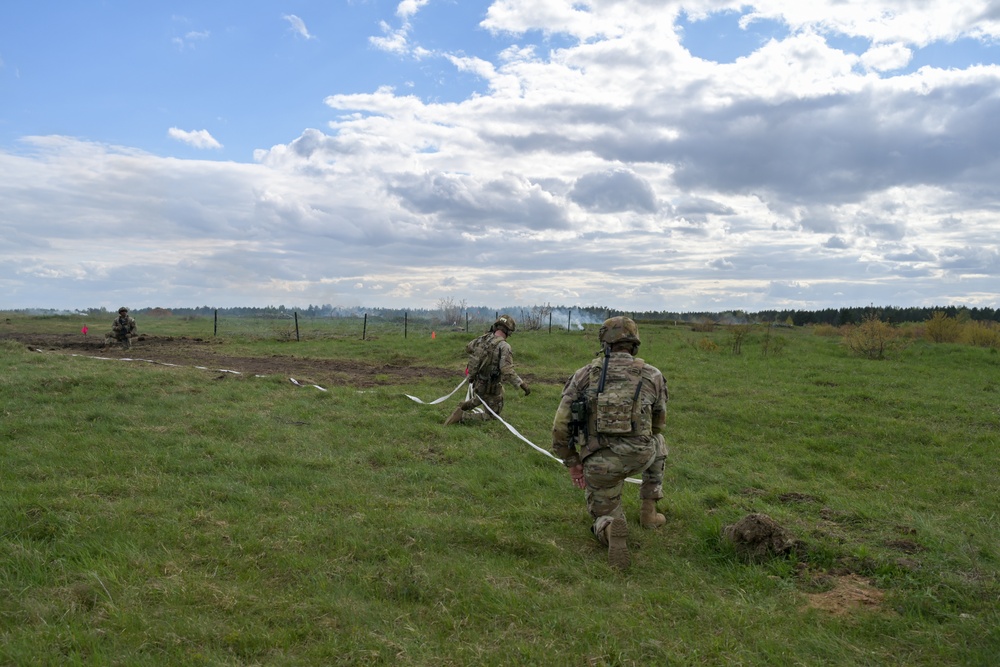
[520,382,531,396]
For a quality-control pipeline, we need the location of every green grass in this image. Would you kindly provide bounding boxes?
[1,317,998,665]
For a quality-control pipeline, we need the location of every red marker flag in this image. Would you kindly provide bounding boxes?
[81,325,89,335]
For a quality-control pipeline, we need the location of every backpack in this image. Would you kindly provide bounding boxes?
[588,356,651,436]
[467,333,503,385]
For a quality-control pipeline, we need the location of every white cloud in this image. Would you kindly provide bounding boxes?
[569,169,658,214]
[283,14,314,40]
[861,43,913,72]
[172,29,210,51]
[396,0,430,21]
[370,0,432,54]
[370,21,411,54]
[4,2,1000,311]
[167,128,223,150]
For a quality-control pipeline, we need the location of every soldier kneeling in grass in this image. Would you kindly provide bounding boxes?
[551,316,670,571]
[105,306,137,350]
[444,314,531,425]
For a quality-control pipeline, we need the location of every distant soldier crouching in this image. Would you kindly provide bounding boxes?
[444,314,530,425]
[105,306,137,349]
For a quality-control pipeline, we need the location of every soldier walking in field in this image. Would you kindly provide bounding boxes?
[551,316,669,570]
[104,306,137,349]
[444,314,531,425]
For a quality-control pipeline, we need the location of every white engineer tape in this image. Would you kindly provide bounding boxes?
[290,378,328,391]
[64,352,329,391]
[55,347,643,484]
[407,378,641,485]
[405,377,469,405]
[475,390,641,485]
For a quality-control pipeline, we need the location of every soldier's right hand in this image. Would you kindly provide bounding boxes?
[520,382,531,396]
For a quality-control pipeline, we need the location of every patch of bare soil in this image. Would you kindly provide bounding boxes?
[721,512,891,615]
[801,574,885,615]
[885,539,926,554]
[2,333,458,388]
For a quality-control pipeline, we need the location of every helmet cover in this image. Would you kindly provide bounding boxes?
[493,314,516,333]
[599,316,640,347]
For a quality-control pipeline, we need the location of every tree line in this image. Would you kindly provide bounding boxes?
[12,303,1000,326]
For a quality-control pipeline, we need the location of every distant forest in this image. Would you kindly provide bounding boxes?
[15,303,1000,326]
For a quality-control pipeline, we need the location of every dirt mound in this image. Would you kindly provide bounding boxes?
[722,513,801,562]
[2,332,458,389]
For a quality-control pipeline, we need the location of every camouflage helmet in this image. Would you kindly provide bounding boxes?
[492,314,516,334]
[599,316,640,347]
[118,306,129,314]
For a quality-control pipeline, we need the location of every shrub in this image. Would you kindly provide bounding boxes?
[762,332,786,357]
[899,323,923,339]
[728,324,752,354]
[961,320,1000,349]
[697,337,718,352]
[760,324,787,357]
[813,324,839,337]
[844,313,905,360]
[925,311,960,343]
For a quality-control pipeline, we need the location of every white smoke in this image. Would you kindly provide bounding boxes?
[550,308,605,330]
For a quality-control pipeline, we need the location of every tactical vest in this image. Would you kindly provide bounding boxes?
[587,355,653,437]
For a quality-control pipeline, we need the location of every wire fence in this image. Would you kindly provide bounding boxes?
[210,309,601,341]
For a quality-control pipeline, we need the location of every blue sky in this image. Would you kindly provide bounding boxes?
[2,1,1000,312]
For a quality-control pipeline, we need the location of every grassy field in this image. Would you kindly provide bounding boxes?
[1,313,998,665]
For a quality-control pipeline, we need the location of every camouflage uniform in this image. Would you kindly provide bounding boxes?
[551,316,668,568]
[105,308,137,349]
[445,315,529,425]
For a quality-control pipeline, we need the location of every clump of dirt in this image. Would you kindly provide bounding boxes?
[722,513,802,562]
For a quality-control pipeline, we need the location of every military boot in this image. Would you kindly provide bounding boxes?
[640,499,666,529]
[443,406,464,426]
[606,516,631,570]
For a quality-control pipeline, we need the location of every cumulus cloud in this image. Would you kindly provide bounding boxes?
[167,128,223,150]
[388,171,570,231]
[861,42,913,72]
[5,1,1000,311]
[940,246,1000,273]
[397,0,431,21]
[569,169,658,213]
